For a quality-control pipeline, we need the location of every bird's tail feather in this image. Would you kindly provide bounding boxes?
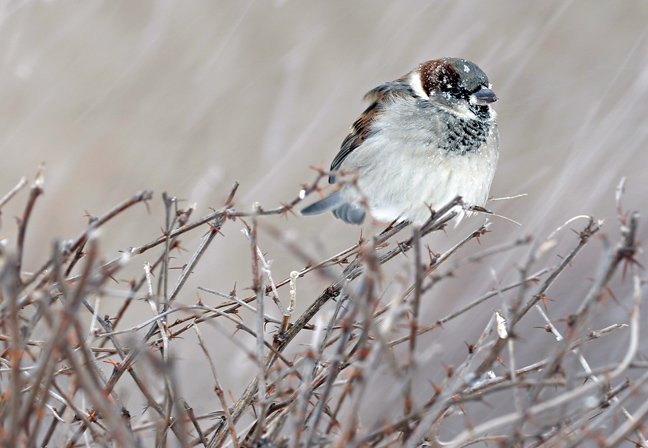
[300,191,365,225]
[300,191,344,216]
[332,204,365,224]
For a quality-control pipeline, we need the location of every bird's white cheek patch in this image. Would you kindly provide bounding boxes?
[408,71,428,99]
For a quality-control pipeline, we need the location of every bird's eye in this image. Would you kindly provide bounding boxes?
[446,84,463,97]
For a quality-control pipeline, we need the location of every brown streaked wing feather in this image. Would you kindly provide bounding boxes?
[329,82,411,183]
[329,102,380,180]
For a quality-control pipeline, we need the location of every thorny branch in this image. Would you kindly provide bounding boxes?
[0,170,644,447]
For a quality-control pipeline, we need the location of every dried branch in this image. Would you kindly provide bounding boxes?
[0,171,643,447]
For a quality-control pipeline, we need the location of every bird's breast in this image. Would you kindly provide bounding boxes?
[337,101,499,225]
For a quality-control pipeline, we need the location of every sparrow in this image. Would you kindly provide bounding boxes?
[301,57,499,226]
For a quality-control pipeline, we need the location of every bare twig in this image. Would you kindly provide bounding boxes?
[1,170,643,448]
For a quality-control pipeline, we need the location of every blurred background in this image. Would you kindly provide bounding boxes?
[0,0,646,440]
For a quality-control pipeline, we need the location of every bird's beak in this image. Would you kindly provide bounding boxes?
[470,88,498,106]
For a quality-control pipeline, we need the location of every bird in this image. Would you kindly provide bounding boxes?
[300,57,499,226]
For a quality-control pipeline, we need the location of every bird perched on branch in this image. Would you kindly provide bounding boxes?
[301,57,499,226]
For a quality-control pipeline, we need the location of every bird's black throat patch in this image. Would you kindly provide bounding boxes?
[438,109,490,155]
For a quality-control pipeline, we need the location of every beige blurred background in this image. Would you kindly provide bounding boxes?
[1,0,647,436]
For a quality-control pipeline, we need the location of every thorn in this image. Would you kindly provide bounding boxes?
[104,359,120,369]
[279,203,297,218]
[535,293,554,312]
[429,381,442,395]
[203,223,224,237]
[174,244,188,253]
